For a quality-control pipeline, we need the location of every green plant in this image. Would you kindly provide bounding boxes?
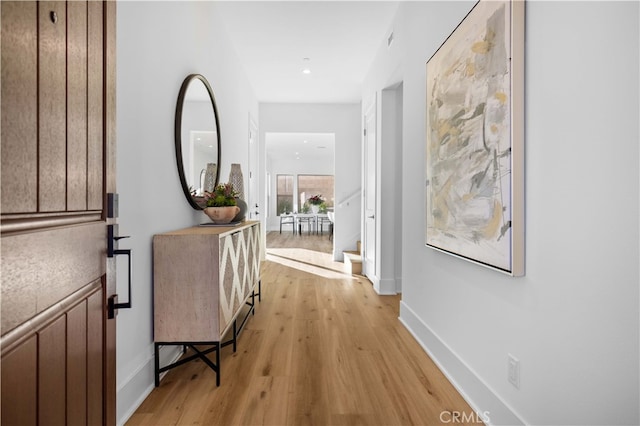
[307,194,324,205]
[205,183,237,207]
[277,198,292,215]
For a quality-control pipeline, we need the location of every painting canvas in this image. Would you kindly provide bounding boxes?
[425,0,524,275]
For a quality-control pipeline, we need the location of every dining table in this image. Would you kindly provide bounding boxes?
[281,213,330,235]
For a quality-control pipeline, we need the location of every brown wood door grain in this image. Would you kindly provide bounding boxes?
[1,335,37,425]
[1,1,117,424]
[0,1,38,213]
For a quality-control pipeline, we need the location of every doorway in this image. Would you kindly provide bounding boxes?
[265,132,335,252]
[362,83,403,295]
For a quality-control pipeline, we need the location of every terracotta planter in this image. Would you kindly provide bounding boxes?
[204,206,240,224]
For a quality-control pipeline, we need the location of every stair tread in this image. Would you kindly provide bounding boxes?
[343,252,362,263]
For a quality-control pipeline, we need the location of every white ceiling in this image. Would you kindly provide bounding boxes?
[266,132,335,162]
[214,1,400,104]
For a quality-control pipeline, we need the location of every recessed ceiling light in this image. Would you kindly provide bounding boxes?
[303,140,308,143]
[302,68,311,75]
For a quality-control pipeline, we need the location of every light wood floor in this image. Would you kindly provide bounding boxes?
[127,232,476,425]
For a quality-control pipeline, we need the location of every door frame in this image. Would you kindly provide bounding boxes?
[104,2,117,423]
[362,96,377,284]
[247,114,259,220]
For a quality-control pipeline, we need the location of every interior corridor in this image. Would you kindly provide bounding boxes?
[127,232,475,425]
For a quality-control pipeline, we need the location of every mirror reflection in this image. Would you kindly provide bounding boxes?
[175,74,221,210]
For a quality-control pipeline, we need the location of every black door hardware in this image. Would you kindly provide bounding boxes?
[107,223,132,319]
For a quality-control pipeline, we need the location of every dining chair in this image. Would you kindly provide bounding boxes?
[279,214,296,234]
[297,216,315,235]
[318,216,333,235]
[327,211,335,241]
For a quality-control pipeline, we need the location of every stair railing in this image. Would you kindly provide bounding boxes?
[337,189,362,208]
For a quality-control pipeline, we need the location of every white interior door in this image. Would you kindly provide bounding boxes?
[248,117,259,219]
[363,101,377,282]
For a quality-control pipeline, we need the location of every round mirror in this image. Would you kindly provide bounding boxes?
[175,74,221,209]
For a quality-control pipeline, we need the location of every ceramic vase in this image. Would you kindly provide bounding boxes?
[203,163,217,193]
[203,206,240,224]
[229,164,246,221]
[311,204,320,214]
[229,163,245,200]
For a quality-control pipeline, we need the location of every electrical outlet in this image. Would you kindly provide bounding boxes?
[508,354,520,389]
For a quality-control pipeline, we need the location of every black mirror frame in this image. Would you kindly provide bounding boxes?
[174,73,222,210]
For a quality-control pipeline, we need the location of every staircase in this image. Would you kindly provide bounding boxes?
[343,241,362,275]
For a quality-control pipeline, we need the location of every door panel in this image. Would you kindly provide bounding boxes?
[1,336,37,426]
[0,1,38,213]
[87,0,104,211]
[1,222,106,334]
[87,288,104,424]
[0,283,103,425]
[67,1,88,211]
[38,1,67,212]
[38,316,67,425]
[67,300,88,425]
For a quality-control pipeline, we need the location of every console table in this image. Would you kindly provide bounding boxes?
[152,221,261,386]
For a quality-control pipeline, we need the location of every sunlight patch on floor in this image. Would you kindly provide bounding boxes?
[266,248,350,280]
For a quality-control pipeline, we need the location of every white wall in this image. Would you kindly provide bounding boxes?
[116,2,258,423]
[260,104,362,259]
[364,1,639,425]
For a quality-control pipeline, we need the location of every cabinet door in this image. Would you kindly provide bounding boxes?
[219,230,243,333]
[218,223,261,334]
[246,222,261,298]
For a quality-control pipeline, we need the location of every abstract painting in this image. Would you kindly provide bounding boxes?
[425,0,524,275]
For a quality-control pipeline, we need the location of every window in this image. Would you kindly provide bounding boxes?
[297,175,334,212]
[276,175,293,215]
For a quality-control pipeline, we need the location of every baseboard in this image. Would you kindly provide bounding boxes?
[399,301,525,426]
[116,344,183,426]
[375,277,397,295]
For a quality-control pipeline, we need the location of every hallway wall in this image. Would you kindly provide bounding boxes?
[363,1,639,424]
[116,2,258,423]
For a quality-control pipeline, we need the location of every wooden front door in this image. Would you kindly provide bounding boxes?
[1,1,117,424]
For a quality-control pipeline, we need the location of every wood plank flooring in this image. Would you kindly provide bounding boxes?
[127,232,478,425]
